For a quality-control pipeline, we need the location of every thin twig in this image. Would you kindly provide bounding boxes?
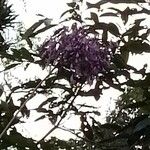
[37,85,82,143]
[0,67,55,139]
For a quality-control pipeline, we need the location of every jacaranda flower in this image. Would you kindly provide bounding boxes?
[39,23,113,85]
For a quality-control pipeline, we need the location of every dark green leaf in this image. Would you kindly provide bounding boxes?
[35,115,46,122]
[45,76,57,87]
[102,29,108,43]
[134,118,150,132]
[93,111,101,116]
[53,27,64,36]
[49,114,57,125]
[3,63,20,72]
[12,49,22,61]
[122,24,144,38]
[100,12,118,17]
[126,40,150,54]
[20,47,34,62]
[21,105,30,118]
[60,9,74,18]
[100,0,147,4]
[22,19,45,39]
[113,54,127,69]
[23,79,42,88]
[121,7,131,24]
[38,97,58,109]
[100,123,122,131]
[108,7,122,13]
[67,2,76,8]
[90,12,99,23]
[30,24,56,37]
[88,22,107,31]
[86,1,101,9]
[36,108,48,113]
[120,49,129,64]
[108,23,120,37]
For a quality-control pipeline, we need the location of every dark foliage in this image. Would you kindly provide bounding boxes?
[0,0,150,149]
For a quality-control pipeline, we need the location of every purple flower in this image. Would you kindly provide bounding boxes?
[39,23,113,85]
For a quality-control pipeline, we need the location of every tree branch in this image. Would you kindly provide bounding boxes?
[0,67,55,139]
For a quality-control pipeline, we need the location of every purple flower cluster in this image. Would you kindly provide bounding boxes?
[39,23,113,85]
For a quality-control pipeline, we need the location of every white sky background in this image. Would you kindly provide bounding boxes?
[10,0,69,26]
[3,0,150,141]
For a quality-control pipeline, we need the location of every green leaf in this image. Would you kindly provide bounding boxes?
[60,9,74,18]
[100,123,122,130]
[38,97,58,108]
[48,114,57,125]
[134,118,150,132]
[23,79,41,88]
[0,100,8,112]
[120,48,129,64]
[113,54,127,69]
[108,7,122,13]
[108,23,120,37]
[86,1,101,9]
[22,19,45,39]
[20,47,34,62]
[121,7,131,24]
[126,40,150,54]
[122,24,144,38]
[12,49,22,61]
[100,0,147,4]
[67,2,76,8]
[90,12,99,23]
[102,29,108,42]
[30,24,56,37]
[93,111,101,116]
[100,12,118,17]
[89,22,107,30]
[3,63,20,72]
[36,108,48,113]
[53,27,65,36]
[140,103,150,114]
[35,115,46,121]
[45,76,57,87]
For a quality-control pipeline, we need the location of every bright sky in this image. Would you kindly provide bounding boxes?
[10,0,69,26]
[5,0,150,141]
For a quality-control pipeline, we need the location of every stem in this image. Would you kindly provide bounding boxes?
[37,85,82,143]
[0,68,55,139]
